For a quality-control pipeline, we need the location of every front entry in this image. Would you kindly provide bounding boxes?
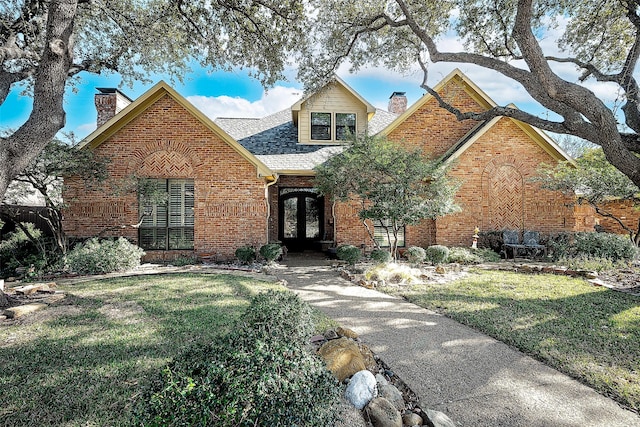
[279,188,324,252]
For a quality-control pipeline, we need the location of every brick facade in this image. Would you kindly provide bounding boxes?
[65,72,601,260]
[63,93,270,261]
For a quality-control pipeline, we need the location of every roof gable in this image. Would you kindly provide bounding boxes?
[78,81,275,179]
[441,110,575,165]
[380,69,574,165]
[379,68,495,137]
[291,75,376,125]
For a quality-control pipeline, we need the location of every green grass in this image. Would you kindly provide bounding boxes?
[0,273,289,426]
[383,270,640,413]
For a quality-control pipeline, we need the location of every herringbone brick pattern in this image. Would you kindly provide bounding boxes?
[488,165,524,231]
[138,150,193,177]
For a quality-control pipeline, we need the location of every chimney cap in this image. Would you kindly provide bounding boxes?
[390,91,406,98]
[96,87,133,102]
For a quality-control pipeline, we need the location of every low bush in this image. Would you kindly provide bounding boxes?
[65,237,144,274]
[558,255,629,272]
[478,230,504,253]
[405,246,426,265]
[134,290,339,427]
[425,245,449,264]
[336,245,361,265]
[235,246,256,264]
[259,243,283,263]
[370,249,392,264]
[170,255,200,266]
[546,232,637,261]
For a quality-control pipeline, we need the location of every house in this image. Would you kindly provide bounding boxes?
[62,69,595,261]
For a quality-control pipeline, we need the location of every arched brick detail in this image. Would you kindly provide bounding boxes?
[481,156,527,231]
[137,150,193,177]
[128,139,197,176]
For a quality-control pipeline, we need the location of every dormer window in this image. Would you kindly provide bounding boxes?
[310,112,357,142]
[311,112,331,140]
[336,113,356,140]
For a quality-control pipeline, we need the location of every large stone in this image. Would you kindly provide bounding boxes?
[345,370,378,410]
[402,412,424,426]
[425,409,456,427]
[366,397,402,427]
[318,337,366,382]
[377,383,405,411]
[357,342,378,372]
[336,326,359,339]
[3,303,47,319]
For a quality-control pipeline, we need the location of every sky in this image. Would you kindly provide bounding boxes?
[0,15,628,143]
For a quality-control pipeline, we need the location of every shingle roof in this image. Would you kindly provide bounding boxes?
[215,108,397,171]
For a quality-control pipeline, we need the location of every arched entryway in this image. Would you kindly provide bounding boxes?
[279,188,324,252]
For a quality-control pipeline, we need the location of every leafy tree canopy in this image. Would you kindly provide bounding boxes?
[314,134,460,256]
[300,0,640,190]
[0,0,307,200]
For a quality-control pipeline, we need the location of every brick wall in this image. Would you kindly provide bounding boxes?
[595,200,640,235]
[63,94,269,261]
[331,78,586,249]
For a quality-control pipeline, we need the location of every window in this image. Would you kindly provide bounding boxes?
[311,112,331,140]
[374,219,405,248]
[336,113,356,140]
[139,179,194,250]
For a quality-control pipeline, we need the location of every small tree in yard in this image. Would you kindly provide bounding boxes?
[537,148,640,245]
[2,138,108,261]
[314,135,460,259]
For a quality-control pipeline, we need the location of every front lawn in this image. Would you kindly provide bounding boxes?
[382,270,640,413]
[0,273,287,426]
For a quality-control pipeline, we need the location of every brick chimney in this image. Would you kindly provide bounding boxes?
[388,91,407,115]
[95,88,133,127]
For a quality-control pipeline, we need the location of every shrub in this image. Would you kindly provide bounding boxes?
[404,246,426,265]
[235,246,256,264]
[65,237,144,274]
[558,255,628,272]
[425,245,449,264]
[336,244,361,265]
[259,243,283,263]
[478,230,504,253]
[170,255,199,266]
[573,232,637,260]
[546,232,637,261]
[134,290,339,427]
[370,249,392,264]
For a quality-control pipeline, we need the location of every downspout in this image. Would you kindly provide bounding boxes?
[264,174,279,245]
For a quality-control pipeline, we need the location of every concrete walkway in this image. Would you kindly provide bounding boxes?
[275,255,639,427]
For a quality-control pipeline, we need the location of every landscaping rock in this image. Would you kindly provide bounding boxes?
[324,329,339,340]
[435,265,446,274]
[377,383,405,411]
[375,373,388,386]
[337,326,359,339]
[357,342,378,372]
[425,409,456,427]
[318,337,366,382]
[366,397,402,427]
[402,412,424,426]
[3,303,47,319]
[345,370,378,410]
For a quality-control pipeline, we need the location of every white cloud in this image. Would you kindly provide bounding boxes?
[187,85,302,119]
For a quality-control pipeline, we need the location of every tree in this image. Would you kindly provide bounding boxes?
[2,137,109,258]
[314,134,460,259]
[0,0,307,201]
[299,0,640,189]
[537,148,640,244]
